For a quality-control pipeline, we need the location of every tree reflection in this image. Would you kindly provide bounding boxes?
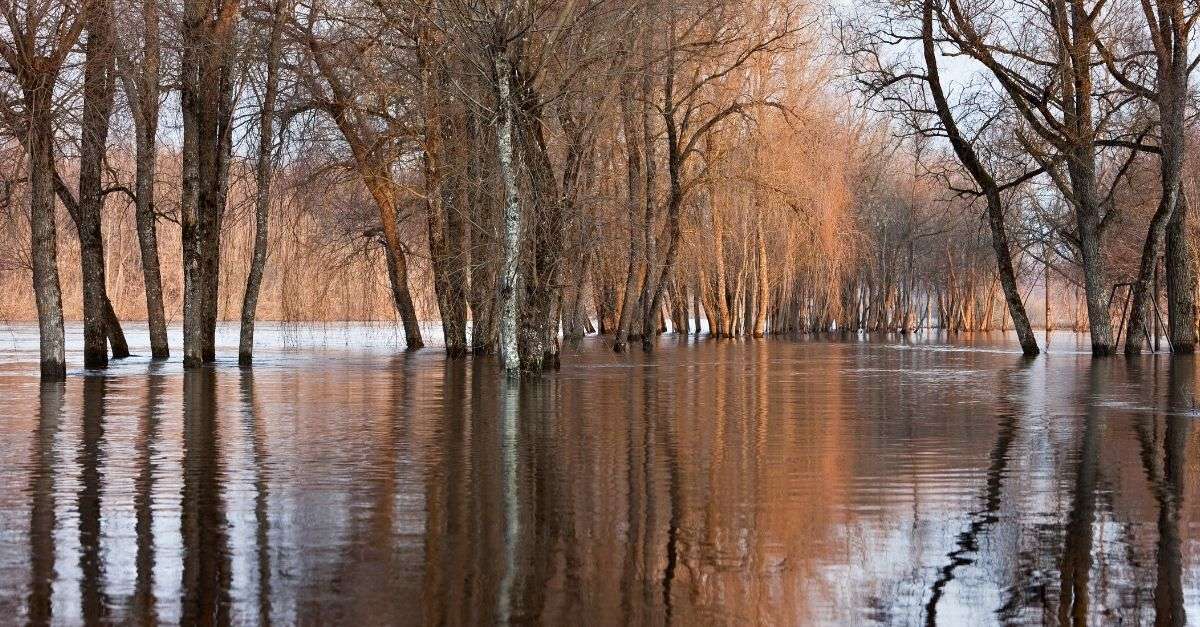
[27,381,64,626]
[133,363,166,624]
[1134,357,1192,626]
[78,374,110,624]
[238,367,272,625]
[180,367,231,625]
[1058,359,1107,625]
[497,378,521,624]
[924,355,1034,625]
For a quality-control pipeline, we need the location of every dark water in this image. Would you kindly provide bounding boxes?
[1,325,1199,625]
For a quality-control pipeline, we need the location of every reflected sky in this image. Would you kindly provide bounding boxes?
[0,328,1197,624]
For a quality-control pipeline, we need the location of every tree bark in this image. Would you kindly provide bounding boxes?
[418,35,469,357]
[613,78,644,353]
[753,221,768,337]
[239,0,285,365]
[78,0,117,368]
[467,112,498,354]
[27,78,66,380]
[181,0,239,368]
[922,0,1038,355]
[1167,189,1195,352]
[638,49,660,349]
[493,51,521,374]
[126,0,168,359]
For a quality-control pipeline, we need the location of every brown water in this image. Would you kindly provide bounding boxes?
[1,325,1198,625]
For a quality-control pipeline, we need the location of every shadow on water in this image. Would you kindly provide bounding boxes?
[9,334,1200,624]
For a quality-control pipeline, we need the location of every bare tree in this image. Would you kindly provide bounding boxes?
[115,0,169,359]
[936,0,1137,355]
[639,0,799,350]
[1100,0,1198,353]
[77,0,117,367]
[293,3,425,349]
[239,0,288,364]
[0,0,86,378]
[180,0,240,367]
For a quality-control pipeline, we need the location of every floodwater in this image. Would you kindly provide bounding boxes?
[1,324,1198,625]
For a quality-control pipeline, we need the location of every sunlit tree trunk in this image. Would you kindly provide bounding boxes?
[753,222,768,337]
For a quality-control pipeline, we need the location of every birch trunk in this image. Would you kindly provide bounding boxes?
[493,51,521,374]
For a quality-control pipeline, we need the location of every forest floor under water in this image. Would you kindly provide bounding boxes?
[0,323,1197,624]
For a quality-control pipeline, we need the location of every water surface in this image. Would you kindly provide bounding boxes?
[1,326,1198,625]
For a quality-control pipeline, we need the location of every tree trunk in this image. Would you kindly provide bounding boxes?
[119,0,168,358]
[239,0,284,365]
[613,78,644,353]
[79,0,117,368]
[753,221,768,337]
[635,17,661,350]
[134,138,168,358]
[564,247,592,340]
[27,79,66,380]
[419,43,469,358]
[103,298,130,358]
[710,193,729,338]
[1075,190,1114,355]
[493,51,521,374]
[382,232,424,349]
[919,0,1038,355]
[181,0,239,368]
[1167,189,1195,352]
[1127,72,1186,354]
[468,113,498,354]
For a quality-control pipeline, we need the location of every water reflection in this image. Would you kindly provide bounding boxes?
[1058,360,1105,625]
[27,381,62,626]
[238,368,272,626]
[925,356,1032,625]
[4,336,1200,624]
[133,363,164,625]
[1143,357,1191,626]
[181,367,230,625]
[79,375,110,624]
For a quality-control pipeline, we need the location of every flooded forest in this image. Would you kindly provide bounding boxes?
[3,0,1200,622]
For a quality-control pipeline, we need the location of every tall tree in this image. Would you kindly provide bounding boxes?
[937,0,1132,355]
[77,0,117,368]
[239,0,287,364]
[920,0,1038,355]
[0,0,86,378]
[115,0,169,358]
[295,6,425,348]
[1102,0,1198,353]
[180,0,240,367]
